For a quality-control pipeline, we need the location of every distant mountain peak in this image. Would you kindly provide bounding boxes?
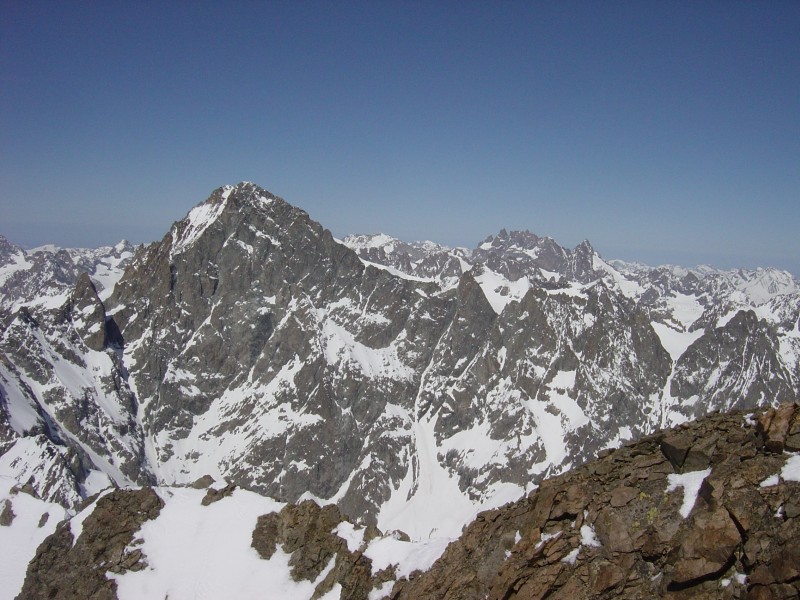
[168,182,292,258]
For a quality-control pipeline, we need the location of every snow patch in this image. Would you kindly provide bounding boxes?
[759,454,800,487]
[651,322,704,361]
[0,476,68,600]
[111,487,311,600]
[759,474,779,488]
[368,581,395,600]
[364,534,452,580]
[316,310,414,381]
[560,547,580,564]
[377,415,476,540]
[474,269,531,314]
[81,470,113,497]
[781,454,800,482]
[580,523,601,548]
[666,468,711,518]
[334,521,365,553]
[665,293,704,329]
[171,187,232,256]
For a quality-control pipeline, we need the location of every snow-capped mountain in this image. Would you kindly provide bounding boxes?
[1,181,798,546]
[341,233,469,283]
[0,235,135,311]
[345,230,800,427]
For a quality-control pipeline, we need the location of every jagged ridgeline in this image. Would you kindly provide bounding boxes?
[1,182,798,540]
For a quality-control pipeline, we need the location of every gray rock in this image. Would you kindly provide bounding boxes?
[0,498,14,526]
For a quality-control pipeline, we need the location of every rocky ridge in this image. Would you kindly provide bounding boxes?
[12,402,800,599]
[17,487,164,600]
[391,402,800,599]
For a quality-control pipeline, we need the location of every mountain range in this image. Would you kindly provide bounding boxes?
[1,182,798,598]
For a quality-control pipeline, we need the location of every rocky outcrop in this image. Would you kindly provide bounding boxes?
[0,497,15,526]
[252,500,386,599]
[201,481,236,505]
[17,488,164,600]
[391,403,800,599]
[14,403,800,600]
[69,273,109,351]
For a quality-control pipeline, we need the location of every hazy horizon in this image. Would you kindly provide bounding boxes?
[2,3,798,276]
[1,182,797,278]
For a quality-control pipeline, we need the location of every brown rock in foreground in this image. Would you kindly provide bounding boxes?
[251,500,387,599]
[391,403,800,599]
[17,487,164,600]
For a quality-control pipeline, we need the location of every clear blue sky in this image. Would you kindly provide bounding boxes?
[2,1,799,274]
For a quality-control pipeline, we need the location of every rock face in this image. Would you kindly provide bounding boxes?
[15,403,800,600]
[391,403,800,600]
[251,500,383,599]
[70,273,111,351]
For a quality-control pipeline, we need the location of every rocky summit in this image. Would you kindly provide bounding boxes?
[10,403,800,599]
[0,182,799,598]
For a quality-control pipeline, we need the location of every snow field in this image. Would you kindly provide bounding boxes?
[0,476,68,600]
[111,487,304,600]
[105,485,467,599]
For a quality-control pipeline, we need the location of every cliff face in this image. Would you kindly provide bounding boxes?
[15,403,800,600]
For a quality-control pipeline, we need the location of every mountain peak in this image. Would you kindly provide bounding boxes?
[169,182,287,257]
[341,233,401,251]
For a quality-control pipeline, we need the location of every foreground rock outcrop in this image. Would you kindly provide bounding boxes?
[17,488,164,600]
[391,403,800,599]
[14,403,800,599]
[250,500,393,599]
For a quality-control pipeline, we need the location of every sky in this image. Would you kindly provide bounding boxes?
[1,1,799,275]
